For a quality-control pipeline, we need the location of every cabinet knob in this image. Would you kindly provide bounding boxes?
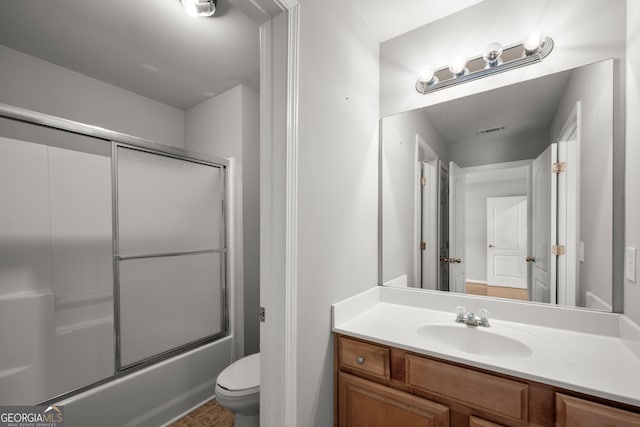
[356,356,365,365]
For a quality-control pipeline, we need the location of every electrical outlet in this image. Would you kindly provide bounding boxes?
[625,247,637,283]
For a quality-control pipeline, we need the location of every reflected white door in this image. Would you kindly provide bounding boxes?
[531,144,556,303]
[449,162,466,293]
[487,196,528,288]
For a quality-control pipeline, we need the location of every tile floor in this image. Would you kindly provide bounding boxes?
[169,399,234,427]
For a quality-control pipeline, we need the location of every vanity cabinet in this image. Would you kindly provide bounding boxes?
[335,334,640,427]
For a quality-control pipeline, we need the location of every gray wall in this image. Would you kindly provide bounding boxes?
[550,60,614,308]
[184,84,261,356]
[0,45,184,148]
[294,0,379,424]
[465,171,528,282]
[381,109,448,286]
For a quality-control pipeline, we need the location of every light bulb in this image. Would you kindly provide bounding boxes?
[483,42,503,68]
[418,66,436,84]
[449,58,468,77]
[183,0,198,17]
[523,33,543,55]
[415,66,439,93]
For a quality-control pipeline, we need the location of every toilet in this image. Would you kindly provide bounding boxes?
[215,353,260,427]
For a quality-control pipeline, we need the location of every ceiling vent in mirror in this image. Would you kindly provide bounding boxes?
[477,125,508,136]
[416,34,553,95]
[179,0,217,17]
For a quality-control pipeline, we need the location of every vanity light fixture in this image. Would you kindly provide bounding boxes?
[415,34,554,95]
[179,0,216,17]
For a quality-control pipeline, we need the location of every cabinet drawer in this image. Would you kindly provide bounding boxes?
[406,355,528,424]
[339,336,390,380]
[556,393,640,426]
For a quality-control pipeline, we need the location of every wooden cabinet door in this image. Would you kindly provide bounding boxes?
[556,394,640,427]
[338,372,449,427]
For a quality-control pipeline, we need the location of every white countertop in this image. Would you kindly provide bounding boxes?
[332,286,640,407]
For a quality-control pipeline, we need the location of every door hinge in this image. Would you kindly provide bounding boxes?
[420,242,426,251]
[420,177,427,186]
[552,245,566,256]
[552,162,566,174]
[258,306,265,322]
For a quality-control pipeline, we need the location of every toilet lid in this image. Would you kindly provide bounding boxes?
[217,353,260,392]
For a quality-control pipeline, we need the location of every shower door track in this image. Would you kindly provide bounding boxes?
[0,102,229,167]
[0,102,231,405]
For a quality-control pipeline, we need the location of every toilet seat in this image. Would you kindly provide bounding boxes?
[216,353,260,397]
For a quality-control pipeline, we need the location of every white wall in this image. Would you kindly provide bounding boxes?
[626,1,640,323]
[294,0,379,425]
[551,60,614,308]
[380,0,627,117]
[0,45,184,148]
[184,84,261,356]
[381,109,448,286]
[465,170,528,282]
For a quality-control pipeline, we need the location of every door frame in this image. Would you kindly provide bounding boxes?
[556,102,581,307]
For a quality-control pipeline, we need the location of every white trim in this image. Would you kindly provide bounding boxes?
[585,291,613,312]
[227,158,241,360]
[467,279,488,285]
[284,4,300,427]
[259,2,300,426]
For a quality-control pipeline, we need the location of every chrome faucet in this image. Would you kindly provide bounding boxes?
[455,306,490,327]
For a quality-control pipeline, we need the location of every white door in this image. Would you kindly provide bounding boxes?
[486,196,528,288]
[531,144,556,303]
[449,162,466,293]
[420,161,438,289]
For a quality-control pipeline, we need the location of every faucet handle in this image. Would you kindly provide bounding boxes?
[455,306,466,322]
[479,309,491,326]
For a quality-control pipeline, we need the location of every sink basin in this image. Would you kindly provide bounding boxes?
[417,324,533,358]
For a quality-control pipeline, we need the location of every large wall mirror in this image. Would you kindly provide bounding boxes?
[380,58,617,312]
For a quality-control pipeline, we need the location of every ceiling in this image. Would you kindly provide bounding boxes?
[0,0,485,111]
[0,0,261,110]
[423,68,573,145]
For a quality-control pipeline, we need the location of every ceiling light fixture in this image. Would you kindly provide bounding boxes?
[415,34,553,95]
[179,0,217,17]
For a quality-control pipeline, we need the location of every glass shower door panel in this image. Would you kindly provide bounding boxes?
[0,136,114,405]
[119,253,223,367]
[117,147,224,256]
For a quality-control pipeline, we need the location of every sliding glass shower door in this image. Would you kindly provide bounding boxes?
[114,145,227,369]
[0,114,229,405]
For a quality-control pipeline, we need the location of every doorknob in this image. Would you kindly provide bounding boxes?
[488,244,494,248]
[526,256,535,262]
[450,258,462,264]
[440,257,450,263]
